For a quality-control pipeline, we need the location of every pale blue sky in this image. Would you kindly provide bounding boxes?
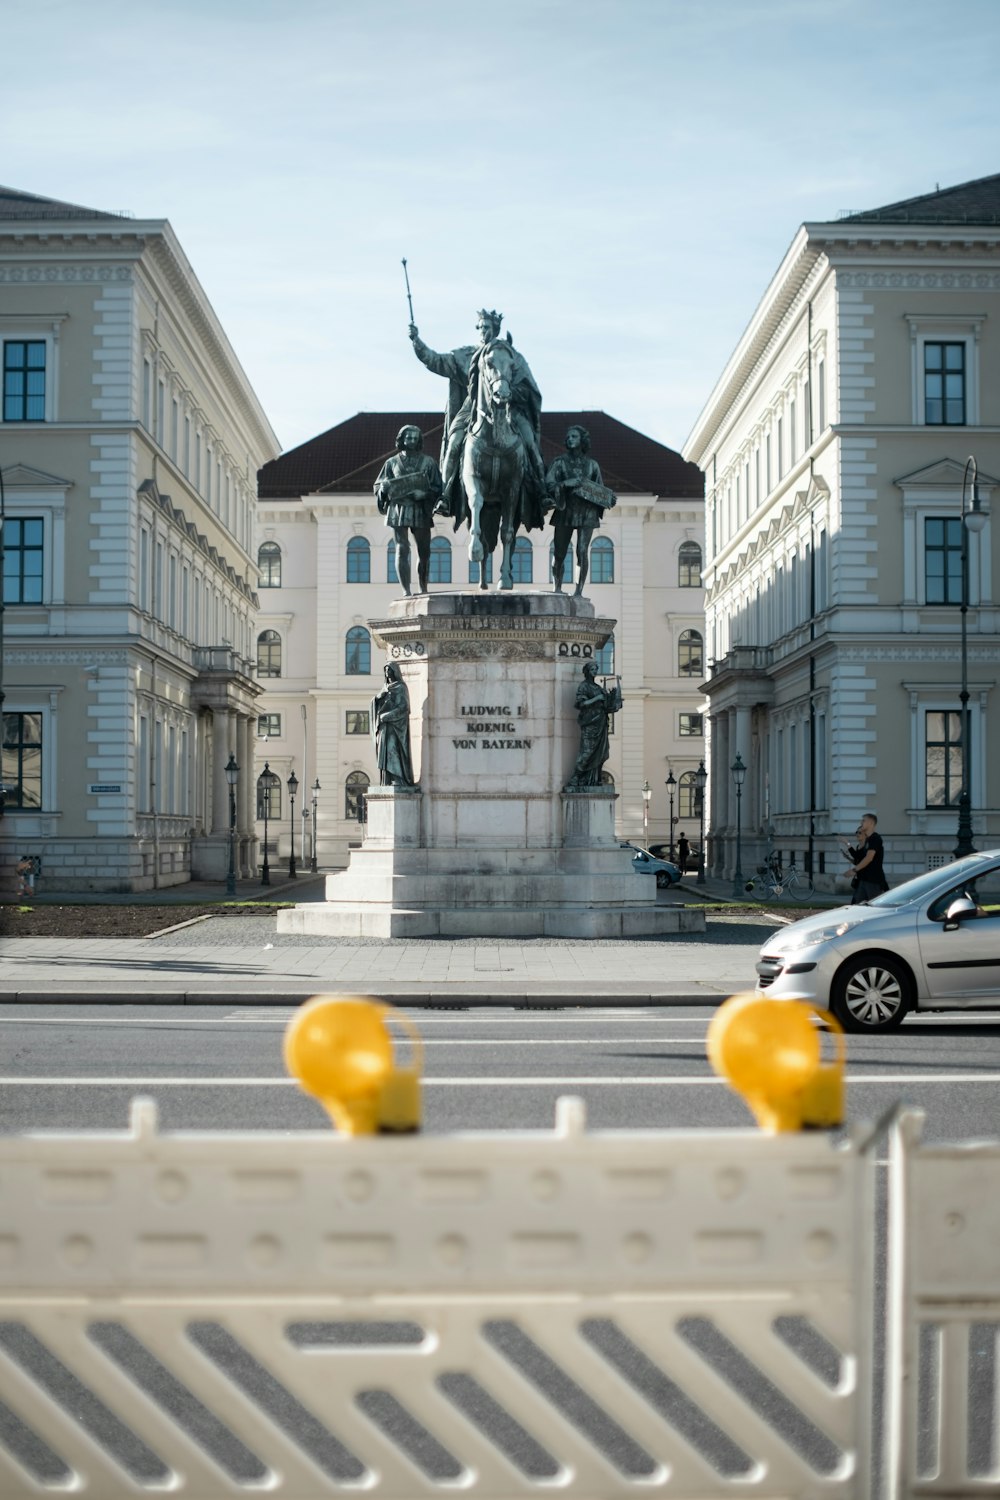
[5,0,1000,456]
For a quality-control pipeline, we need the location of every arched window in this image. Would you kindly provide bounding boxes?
[256,629,281,678]
[345,770,370,823]
[345,626,371,675]
[548,543,573,584]
[590,536,614,583]
[257,541,281,588]
[678,629,703,677]
[387,540,398,585]
[512,536,533,584]
[468,554,494,584]
[679,541,702,588]
[678,770,702,820]
[594,638,614,675]
[346,536,371,583]
[429,536,452,584]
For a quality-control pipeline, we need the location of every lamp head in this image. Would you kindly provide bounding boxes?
[731,752,747,788]
[287,770,299,795]
[225,752,239,786]
[666,770,677,789]
[694,760,707,792]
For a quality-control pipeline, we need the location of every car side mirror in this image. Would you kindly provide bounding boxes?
[943,895,977,931]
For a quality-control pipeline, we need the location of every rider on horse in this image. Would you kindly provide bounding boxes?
[409,309,547,530]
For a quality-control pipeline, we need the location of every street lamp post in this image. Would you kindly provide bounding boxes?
[287,770,299,878]
[311,779,321,874]
[695,760,707,886]
[665,770,677,861]
[955,455,988,858]
[225,752,239,898]
[642,779,651,845]
[258,762,279,886]
[731,752,746,899]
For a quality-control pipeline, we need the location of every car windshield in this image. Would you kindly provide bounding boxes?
[864,853,1000,909]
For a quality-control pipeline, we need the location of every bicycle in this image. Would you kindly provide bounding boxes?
[744,852,814,903]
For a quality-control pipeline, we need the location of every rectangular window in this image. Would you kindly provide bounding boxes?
[2,518,44,604]
[138,714,150,812]
[789,400,797,464]
[166,725,176,813]
[154,720,163,814]
[181,566,189,637]
[818,359,826,432]
[257,713,282,737]
[258,778,281,820]
[157,380,165,442]
[142,358,151,429]
[184,416,191,477]
[1,711,42,809]
[346,710,370,735]
[171,398,179,460]
[925,710,962,806]
[777,418,784,480]
[924,517,963,603]
[139,529,150,612]
[765,434,772,493]
[180,728,189,814]
[679,713,704,737]
[168,555,177,629]
[154,542,164,618]
[924,342,966,425]
[3,340,46,422]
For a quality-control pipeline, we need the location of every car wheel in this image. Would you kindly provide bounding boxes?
[831,954,911,1032]
[656,871,669,888]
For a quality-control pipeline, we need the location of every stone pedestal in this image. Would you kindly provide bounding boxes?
[278,593,704,938]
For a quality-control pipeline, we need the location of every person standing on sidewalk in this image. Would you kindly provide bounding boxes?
[848,813,888,903]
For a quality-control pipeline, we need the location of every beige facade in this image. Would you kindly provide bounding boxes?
[1,188,279,890]
[684,177,1000,886]
[254,418,707,870]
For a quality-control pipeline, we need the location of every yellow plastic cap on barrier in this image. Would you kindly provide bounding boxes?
[284,996,423,1136]
[706,993,845,1133]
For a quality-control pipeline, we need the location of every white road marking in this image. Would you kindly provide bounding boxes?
[3,1072,1000,1087]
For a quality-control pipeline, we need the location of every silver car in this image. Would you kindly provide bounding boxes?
[755,851,1000,1032]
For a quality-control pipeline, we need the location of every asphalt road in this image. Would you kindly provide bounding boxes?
[2,1001,999,1139]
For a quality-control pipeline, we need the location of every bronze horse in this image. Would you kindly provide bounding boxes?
[462,340,526,590]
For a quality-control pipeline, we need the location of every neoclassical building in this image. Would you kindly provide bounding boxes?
[255,411,706,869]
[1,186,278,890]
[684,173,1000,885]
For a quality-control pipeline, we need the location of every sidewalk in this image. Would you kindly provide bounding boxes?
[0,873,831,1008]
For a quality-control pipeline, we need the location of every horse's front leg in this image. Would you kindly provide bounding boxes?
[498,517,515,591]
[469,483,485,564]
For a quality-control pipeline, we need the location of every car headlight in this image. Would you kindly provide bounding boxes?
[779,921,853,952]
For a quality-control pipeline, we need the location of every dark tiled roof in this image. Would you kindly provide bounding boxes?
[0,185,130,222]
[258,411,704,500]
[836,172,1000,226]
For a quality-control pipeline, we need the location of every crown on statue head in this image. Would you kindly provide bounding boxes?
[477,308,503,332]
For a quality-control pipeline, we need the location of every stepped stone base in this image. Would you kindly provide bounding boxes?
[278,897,704,939]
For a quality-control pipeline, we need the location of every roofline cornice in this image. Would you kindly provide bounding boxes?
[683,227,822,464]
[0,214,279,461]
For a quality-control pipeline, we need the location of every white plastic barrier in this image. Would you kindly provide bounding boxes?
[0,1097,875,1498]
[888,1111,1000,1498]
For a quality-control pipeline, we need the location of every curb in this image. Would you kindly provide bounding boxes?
[4,987,749,1008]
